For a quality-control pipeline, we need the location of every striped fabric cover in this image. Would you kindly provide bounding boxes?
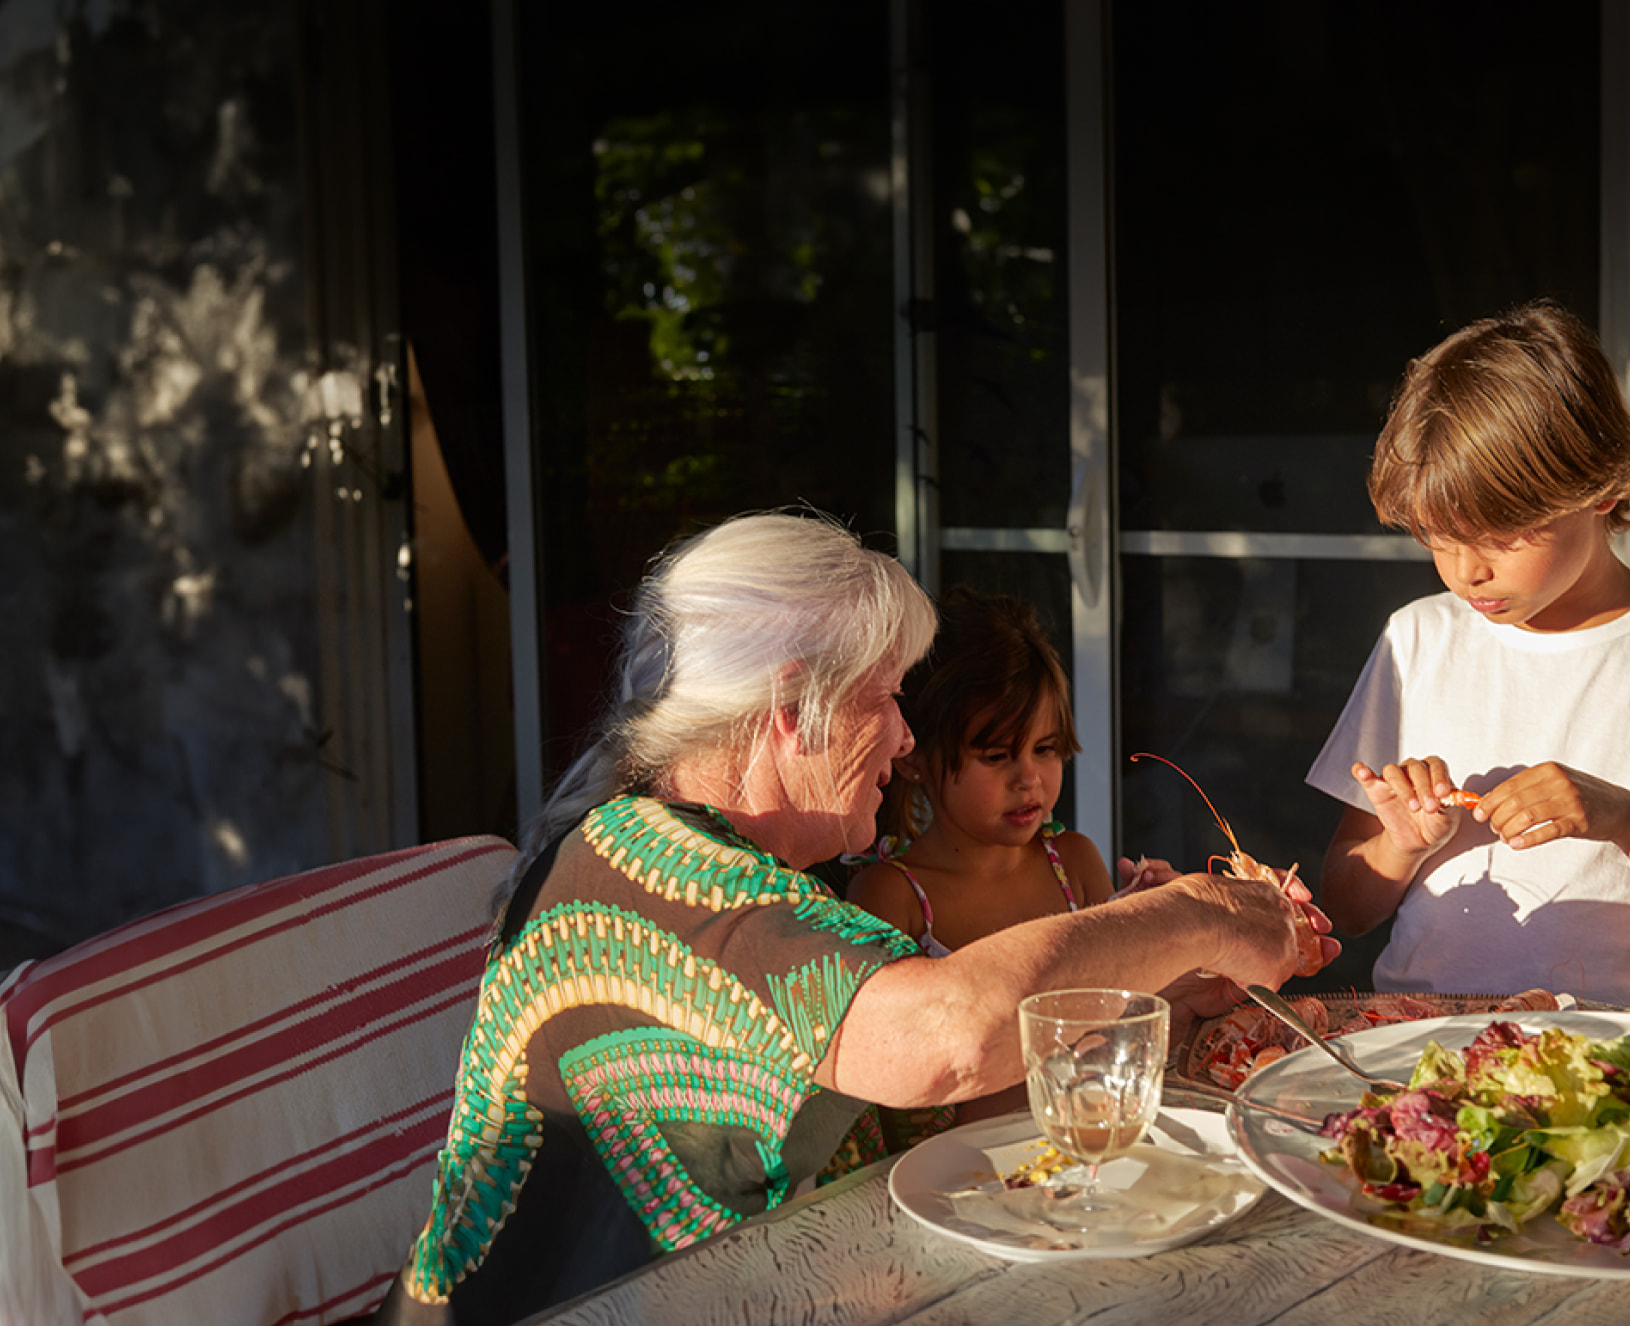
[0,835,516,1326]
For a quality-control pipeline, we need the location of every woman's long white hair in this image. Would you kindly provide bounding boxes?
[499,510,936,906]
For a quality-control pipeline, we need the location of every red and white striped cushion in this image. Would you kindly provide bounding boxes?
[0,835,515,1326]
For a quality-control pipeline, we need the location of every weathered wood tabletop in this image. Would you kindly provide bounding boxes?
[526,1106,1630,1326]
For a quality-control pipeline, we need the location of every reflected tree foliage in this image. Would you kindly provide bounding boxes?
[515,3,894,782]
[585,105,892,553]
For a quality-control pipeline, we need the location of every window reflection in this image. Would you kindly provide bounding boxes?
[1115,0,1599,536]
[933,0,1070,531]
[518,2,894,779]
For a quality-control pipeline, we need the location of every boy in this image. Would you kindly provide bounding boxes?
[1308,300,1630,1001]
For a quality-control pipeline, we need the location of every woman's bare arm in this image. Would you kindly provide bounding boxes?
[815,872,1331,1107]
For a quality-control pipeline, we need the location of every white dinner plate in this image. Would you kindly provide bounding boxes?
[887,1106,1265,1262]
[1229,1010,1630,1279]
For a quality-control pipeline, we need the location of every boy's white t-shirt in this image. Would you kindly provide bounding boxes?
[1306,590,1630,1004]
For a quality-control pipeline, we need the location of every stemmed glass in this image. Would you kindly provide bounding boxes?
[1018,988,1169,1228]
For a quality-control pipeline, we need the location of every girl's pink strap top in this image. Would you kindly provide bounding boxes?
[876,821,1077,959]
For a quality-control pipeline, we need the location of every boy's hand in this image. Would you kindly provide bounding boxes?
[1351,758,1467,859]
[1475,762,1630,853]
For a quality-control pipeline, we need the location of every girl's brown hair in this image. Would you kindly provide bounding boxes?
[1369,299,1630,543]
[880,588,1079,842]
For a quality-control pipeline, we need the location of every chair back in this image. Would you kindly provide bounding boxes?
[0,835,516,1326]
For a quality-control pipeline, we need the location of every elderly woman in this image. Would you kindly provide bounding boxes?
[377,511,1333,1324]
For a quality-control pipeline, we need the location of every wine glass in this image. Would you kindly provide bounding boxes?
[1018,988,1169,1228]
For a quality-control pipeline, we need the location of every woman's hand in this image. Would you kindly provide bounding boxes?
[1159,969,1243,1045]
[1170,871,1338,991]
[1155,873,1341,1052]
[1475,762,1630,853]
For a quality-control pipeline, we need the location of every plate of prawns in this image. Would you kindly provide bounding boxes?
[1175,988,1574,1092]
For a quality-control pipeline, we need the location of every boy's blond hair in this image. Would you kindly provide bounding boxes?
[1369,299,1630,543]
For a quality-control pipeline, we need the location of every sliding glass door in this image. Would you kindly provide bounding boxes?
[495,3,1618,997]
[901,0,1608,990]
[1110,0,1603,989]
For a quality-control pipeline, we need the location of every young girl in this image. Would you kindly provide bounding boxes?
[1308,299,1630,1004]
[848,588,1115,1121]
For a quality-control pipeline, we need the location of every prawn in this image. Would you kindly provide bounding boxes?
[1193,996,1329,1087]
[1330,991,1443,1037]
[1130,752,1325,978]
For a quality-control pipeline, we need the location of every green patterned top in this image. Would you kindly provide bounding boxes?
[401,795,917,1308]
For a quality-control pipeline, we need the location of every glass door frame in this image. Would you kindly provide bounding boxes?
[1602,2,1630,529]
[494,0,546,824]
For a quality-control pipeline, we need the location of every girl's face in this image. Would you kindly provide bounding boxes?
[1425,499,1627,632]
[928,702,1068,847]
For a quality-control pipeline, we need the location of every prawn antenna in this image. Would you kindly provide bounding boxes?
[1129,751,1238,848]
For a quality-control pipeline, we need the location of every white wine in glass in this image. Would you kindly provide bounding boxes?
[1019,988,1169,1229]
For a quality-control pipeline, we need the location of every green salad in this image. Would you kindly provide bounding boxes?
[1320,1021,1630,1245]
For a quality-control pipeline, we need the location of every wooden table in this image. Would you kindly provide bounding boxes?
[525,1098,1630,1326]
